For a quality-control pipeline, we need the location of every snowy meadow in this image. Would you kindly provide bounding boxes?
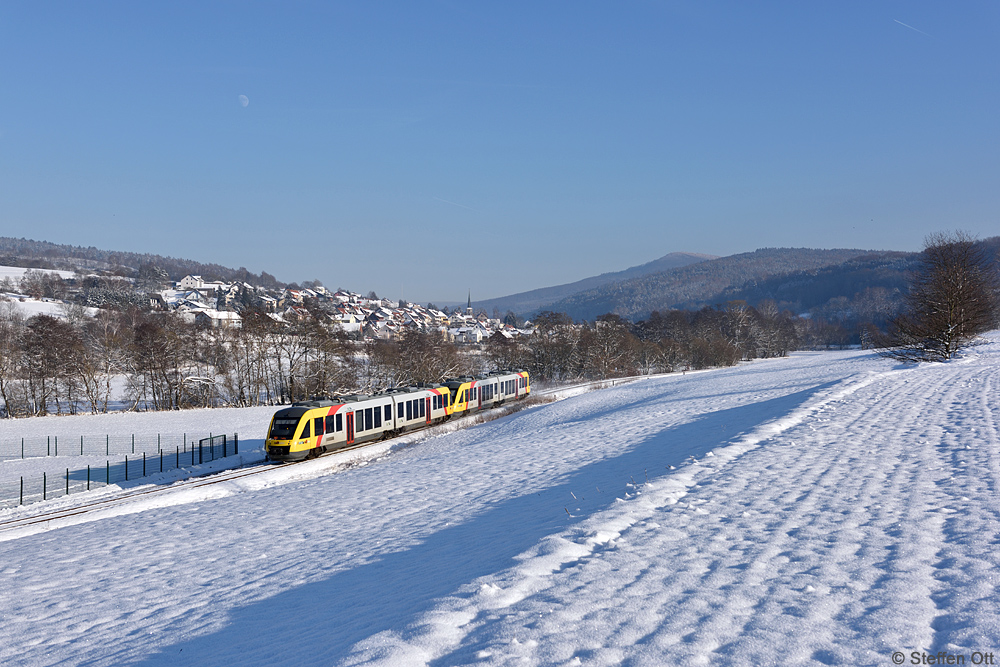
[2,338,1000,666]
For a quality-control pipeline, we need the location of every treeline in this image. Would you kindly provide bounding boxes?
[493,302,802,382]
[0,307,346,416]
[0,305,492,417]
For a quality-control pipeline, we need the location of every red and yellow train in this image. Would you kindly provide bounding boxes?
[265,370,530,462]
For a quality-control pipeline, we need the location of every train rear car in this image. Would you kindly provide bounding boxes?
[445,369,530,417]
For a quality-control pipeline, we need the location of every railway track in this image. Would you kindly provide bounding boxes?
[0,376,652,535]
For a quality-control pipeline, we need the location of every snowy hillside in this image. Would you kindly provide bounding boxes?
[2,338,1000,666]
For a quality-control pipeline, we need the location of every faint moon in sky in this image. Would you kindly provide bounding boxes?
[238,94,249,108]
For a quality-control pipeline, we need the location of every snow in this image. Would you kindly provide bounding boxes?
[0,296,79,319]
[2,338,1000,665]
[0,265,76,281]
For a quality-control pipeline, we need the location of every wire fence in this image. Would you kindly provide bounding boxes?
[0,433,239,510]
[0,432,227,461]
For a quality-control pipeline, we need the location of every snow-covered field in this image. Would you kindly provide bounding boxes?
[0,265,76,282]
[2,338,1000,666]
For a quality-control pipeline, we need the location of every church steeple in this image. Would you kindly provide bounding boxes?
[466,291,473,316]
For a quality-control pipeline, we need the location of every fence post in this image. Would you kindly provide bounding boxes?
[143,452,146,477]
[176,446,179,469]
[157,433,160,452]
[235,433,238,455]
[223,435,227,458]
[55,436,58,457]
[19,477,23,505]
[65,468,69,496]
[125,455,128,481]
[47,436,50,457]
[43,472,46,501]
[199,440,203,464]
[106,435,109,456]
[160,450,163,473]
[131,434,135,454]
[21,438,23,459]
[87,465,90,491]
[106,460,109,485]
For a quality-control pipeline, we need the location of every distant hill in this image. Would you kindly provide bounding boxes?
[0,237,284,288]
[718,251,917,315]
[546,247,881,321]
[473,251,717,316]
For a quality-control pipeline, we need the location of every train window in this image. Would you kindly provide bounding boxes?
[300,420,312,438]
[365,407,373,431]
[336,414,343,432]
[355,413,364,433]
[325,415,335,433]
[384,405,392,421]
[374,406,382,428]
[444,393,450,407]
[398,403,404,419]
[406,400,412,421]
[419,398,425,417]
[269,418,298,440]
[314,417,324,436]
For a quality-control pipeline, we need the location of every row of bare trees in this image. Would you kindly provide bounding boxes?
[484,302,800,383]
[0,306,355,416]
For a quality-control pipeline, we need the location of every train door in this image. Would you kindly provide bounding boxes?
[346,412,355,444]
[425,396,432,424]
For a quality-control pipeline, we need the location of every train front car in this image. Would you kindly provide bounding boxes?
[265,404,323,462]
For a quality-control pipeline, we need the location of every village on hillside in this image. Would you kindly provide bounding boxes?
[0,267,536,344]
[162,275,536,342]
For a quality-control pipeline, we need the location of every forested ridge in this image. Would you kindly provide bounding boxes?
[0,237,283,288]
[547,247,881,321]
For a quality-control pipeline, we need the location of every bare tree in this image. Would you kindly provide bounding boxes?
[877,232,999,361]
[0,304,24,416]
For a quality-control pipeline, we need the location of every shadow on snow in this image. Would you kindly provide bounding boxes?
[132,384,836,667]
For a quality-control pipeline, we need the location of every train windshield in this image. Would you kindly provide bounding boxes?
[268,418,301,440]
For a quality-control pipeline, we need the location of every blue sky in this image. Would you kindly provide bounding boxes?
[2,2,998,303]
